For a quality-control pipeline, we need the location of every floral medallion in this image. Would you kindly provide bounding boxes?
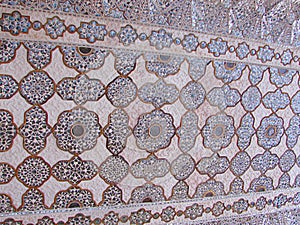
[133,109,175,152]
[202,113,235,152]
[53,107,102,154]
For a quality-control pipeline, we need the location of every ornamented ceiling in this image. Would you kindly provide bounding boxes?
[0,0,300,224]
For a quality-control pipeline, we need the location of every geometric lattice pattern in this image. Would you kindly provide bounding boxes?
[1,1,300,224]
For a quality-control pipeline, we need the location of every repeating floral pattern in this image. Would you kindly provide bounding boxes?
[1,2,300,224]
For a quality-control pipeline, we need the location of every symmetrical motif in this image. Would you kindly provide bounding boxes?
[180,81,206,110]
[106,76,137,108]
[77,20,107,43]
[279,150,296,173]
[230,151,251,176]
[138,79,179,108]
[112,50,141,76]
[248,65,268,85]
[118,24,138,46]
[236,113,255,150]
[19,189,46,212]
[194,179,225,198]
[16,156,51,187]
[133,109,175,152]
[144,53,184,78]
[52,156,98,185]
[19,70,55,105]
[131,154,170,181]
[286,115,300,148]
[129,183,165,203]
[207,85,240,110]
[251,151,279,173]
[19,106,52,155]
[52,187,95,209]
[241,86,262,112]
[176,111,200,152]
[269,68,297,88]
[213,61,245,83]
[149,29,172,50]
[187,57,210,81]
[262,89,290,112]
[171,154,195,180]
[256,114,284,150]
[44,16,66,39]
[0,109,17,152]
[53,107,101,154]
[1,3,300,224]
[56,74,105,105]
[100,186,124,206]
[197,154,229,178]
[24,42,56,69]
[99,156,129,184]
[103,109,131,155]
[60,46,108,72]
[202,113,235,152]
[249,175,274,192]
[0,11,31,35]
[0,75,18,99]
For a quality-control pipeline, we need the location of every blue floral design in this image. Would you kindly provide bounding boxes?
[149,29,173,50]
[118,24,138,46]
[0,11,31,35]
[78,20,107,43]
[44,16,66,39]
[236,42,250,59]
[257,114,284,150]
[262,89,290,112]
[207,38,228,57]
[257,45,275,63]
[269,67,297,88]
[182,34,199,52]
[280,49,293,65]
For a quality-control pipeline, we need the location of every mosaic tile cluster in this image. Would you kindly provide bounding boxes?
[0,1,300,224]
[2,0,300,48]
[0,9,300,68]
